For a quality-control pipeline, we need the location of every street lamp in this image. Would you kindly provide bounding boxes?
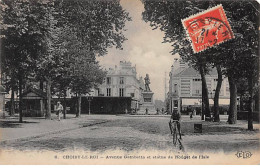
[87,96,93,115]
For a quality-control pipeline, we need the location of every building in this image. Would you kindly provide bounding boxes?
[20,87,47,117]
[93,61,145,110]
[3,61,146,115]
[168,58,230,114]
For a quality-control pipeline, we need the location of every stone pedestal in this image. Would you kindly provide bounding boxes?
[138,91,156,115]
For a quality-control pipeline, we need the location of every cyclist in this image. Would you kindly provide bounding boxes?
[169,108,182,140]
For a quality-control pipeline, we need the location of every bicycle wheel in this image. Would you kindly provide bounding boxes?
[177,138,185,151]
[169,121,173,134]
[172,123,178,146]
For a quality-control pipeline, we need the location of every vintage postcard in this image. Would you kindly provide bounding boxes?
[0,0,259,165]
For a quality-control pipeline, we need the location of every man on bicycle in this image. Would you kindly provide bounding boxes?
[169,107,182,140]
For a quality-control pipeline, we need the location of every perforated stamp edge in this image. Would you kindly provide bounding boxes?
[181,4,235,54]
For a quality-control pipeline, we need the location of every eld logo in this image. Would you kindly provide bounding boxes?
[235,151,252,159]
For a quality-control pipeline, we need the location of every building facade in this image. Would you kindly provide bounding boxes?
[168,58,230,113]
[93,61,145,110]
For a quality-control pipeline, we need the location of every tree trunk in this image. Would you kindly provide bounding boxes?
[18,77,23,123]
[227,75,237,124]
[199,65,210,120]
[240,94,244,111]
[247,75,254,130]
[76,95,81,117]
[10,87,15,116]
[254,89,259,112]
[201,99,204,120]
[63,89,67,119]
[45,78,51,119]
[213,65,222,122]
[40,80,44,91]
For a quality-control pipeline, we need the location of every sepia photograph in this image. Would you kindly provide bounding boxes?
[0,0,259,165]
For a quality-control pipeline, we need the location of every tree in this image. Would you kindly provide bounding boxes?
[1,0,53,122]
[36,19,69,120]
[36,0,131,118]
[142,0,212,120]
[53,0,130,117]
[2,0,130,121]
[142,0,259,125]
[214,1,259,124]
[70,59,106,117]
[50,28,106,118]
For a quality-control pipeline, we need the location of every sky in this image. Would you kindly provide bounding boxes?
[97,0,179,101]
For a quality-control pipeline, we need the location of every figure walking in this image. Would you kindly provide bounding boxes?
[56,101,63,121]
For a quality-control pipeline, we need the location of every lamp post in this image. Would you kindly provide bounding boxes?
[87,96,93,115]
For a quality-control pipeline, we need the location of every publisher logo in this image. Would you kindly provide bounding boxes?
[235,151,252,159]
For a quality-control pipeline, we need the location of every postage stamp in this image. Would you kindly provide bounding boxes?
[182,4,235,53]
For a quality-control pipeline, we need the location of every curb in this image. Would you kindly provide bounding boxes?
[0,120,108,145]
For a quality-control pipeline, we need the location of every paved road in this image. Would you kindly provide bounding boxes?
[1,115,259,153]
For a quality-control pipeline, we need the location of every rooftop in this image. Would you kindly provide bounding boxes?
[21,87,47,98]
[173,67,218,77]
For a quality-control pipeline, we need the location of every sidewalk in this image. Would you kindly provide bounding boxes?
[0,114,108,143]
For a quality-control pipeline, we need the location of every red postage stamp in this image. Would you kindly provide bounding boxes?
[182,4,234,53]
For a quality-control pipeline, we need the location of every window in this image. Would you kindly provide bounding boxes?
[144,98,151,102]
[174,84,177,93]
[119,88,124,97]
[119,77,124,84]
[226,86,229,93]
[196,90,200,94]
[107,77,111,85]
[107,88,111,96]
[193,78,201,81]
[174,100,178,108]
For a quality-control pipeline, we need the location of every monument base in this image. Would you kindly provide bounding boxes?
[137,91,156,115]
[138,104,156,115]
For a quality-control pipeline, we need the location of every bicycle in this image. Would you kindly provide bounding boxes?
[169,120,184,151]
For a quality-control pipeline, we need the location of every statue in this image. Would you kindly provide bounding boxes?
[144,74,151,92]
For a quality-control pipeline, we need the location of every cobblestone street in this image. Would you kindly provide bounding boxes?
[0,115,259,154]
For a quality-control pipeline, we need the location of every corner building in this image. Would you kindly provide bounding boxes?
[168,58,230,114]
[94,61,145,110]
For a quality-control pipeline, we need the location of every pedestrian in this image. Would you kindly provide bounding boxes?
[56,101,63,121]
[156,108,159,115]
[190,111,193,119]
[193,109,196,116]
[145,108,148,115]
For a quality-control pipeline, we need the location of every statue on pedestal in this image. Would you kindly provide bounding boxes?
[144,74,151,92]
[138,73,156,115]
